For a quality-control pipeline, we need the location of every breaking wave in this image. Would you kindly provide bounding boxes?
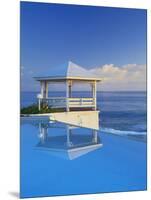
[101,127,146,136]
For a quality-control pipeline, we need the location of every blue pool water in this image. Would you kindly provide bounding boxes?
[20,91,147,198]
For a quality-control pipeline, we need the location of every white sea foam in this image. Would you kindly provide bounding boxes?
[101,127,146,136]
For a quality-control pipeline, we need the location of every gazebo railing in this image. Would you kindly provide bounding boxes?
[68,98,95,107]
[41,97,67,108]
[38,97,95,109]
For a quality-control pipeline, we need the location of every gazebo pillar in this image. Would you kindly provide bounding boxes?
[44,81,48,98]
[92,81,97,110]
[40,81,44,98]
[66,80,69,112]
[69,80,72,98]
[66,80,72,111]
[40,81,48,98]
[39,81,49,110]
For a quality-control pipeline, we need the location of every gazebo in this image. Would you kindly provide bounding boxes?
[34,61,101,112]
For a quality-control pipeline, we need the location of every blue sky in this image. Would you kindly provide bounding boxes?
[20,2,147,91]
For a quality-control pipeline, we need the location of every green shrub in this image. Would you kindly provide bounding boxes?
[21,104,64,115]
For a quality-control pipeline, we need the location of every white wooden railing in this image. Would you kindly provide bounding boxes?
[68,98,95,107]
[41,97,66,108]
[38,97,95,109]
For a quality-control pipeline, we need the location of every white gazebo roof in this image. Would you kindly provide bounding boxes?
[34,61,101,82]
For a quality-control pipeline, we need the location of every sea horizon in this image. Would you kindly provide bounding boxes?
[21,90,147,93]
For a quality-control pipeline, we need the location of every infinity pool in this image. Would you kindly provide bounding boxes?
[20,118,147,198]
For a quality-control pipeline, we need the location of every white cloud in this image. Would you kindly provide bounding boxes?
[90,64,146,91]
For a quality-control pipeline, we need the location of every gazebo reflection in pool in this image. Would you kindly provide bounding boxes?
[35,121,103,160]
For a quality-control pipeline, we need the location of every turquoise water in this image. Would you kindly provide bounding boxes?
[20,91,147,198]
[20,119,147,198]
